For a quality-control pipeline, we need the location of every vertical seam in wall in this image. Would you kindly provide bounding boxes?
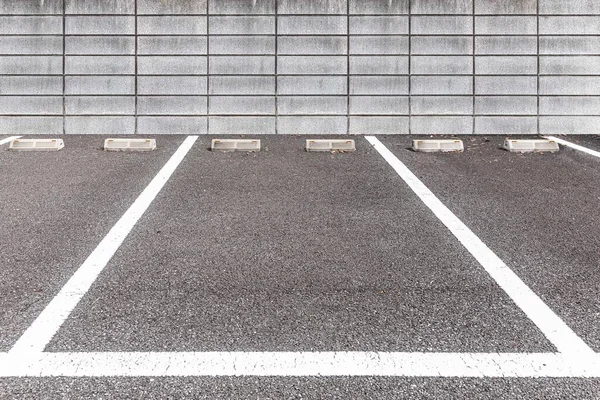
[134,0,138,134]
[346,0,350,134]
[472,0,476,135]
[408,0,412,135]
[537,0,541,135]
[62,0,66,134]
[206,1,210,135]
[275,0,279,135]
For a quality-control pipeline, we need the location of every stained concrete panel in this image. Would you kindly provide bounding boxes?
[279,36,347,55]
[138,76,207,95]
[278,56,347,75]
[540,97,600,116]
[138,37,207,55]
[349,56,409,75]
[349,16,408,34]
[350,76,409,95]
[65,96,136,115]
[65,16,135,35]
[138,96,207,115]
[350,36,408,55]
[475,96,537,115]
[278,76,347,95]
[278,16,346,35]
[411,96,473,115]
[210,96,275,115]
[209,56,274,75]
[211,16,275,35]
[277,96,347,115]
[349,96,409,115]
[138,17,207,35]
[65,56,135,75]
[138,117,207,134]
[349,116,409,134]
[0,16,62,34]
[209,76,275,95]
[138,56,207,75]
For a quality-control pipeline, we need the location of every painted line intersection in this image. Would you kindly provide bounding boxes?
[3,136,599,378]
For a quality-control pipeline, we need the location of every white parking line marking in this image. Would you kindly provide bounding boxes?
[0,136,22,146]
[544,136,600,159]
[0,352,598,377]
[365,136,594,357]
[9,135,198,354]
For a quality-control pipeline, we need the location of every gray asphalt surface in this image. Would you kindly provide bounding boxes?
[1,135,599,398]
[47,136,547,353]
[0,136,183,351]
[383,135,600,351]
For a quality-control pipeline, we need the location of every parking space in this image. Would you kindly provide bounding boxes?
[1,134,599,397]
[382,135,600,351]
[0,136,183,351]
[40,137,549,353]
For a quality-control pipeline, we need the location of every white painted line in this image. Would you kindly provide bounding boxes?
[0,136,22,146]
[544,136,600,159]
[365,136,594,357]
[9,135,198,354]
[0,352,598,377]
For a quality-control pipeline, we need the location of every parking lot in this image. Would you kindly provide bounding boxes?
[0,134,599,398]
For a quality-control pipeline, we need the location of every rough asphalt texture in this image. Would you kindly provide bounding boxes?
[1,135,599,398]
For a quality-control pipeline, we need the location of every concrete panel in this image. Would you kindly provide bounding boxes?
[65,76,135,95]
[278,56,347,75]
[277,116,347,134]
[540,17,600,35]
[539,0,600,15]
[137,0,207,14]
[209,116,275,134]
[350,76,409,95]
[0,96,63,115]
[278,36,347,55]
[475,0,536,14]
[210,36,274,55]
[412,0,473,15]
[138,17,206,35]
[138,37,207,55]
[65,56,135,75]
[349,0,408,14]
[65,116,135,134]
[475,56,537,75]
[475,117,537,134]
[138,76,207,95]
[66,16,134,35]
[475,37,537,55]
[211,16,275,35]
[65,96,135,115]
[540,56,600,75]
[411,96,473,115]
[278,0,346,15]
[138,117,207,134]
[210,96,274,115]
[411,56,472,75]
[138,56,207,75]
[349,117,409,134]
[0,77,62,95]
[349,96,409,115]
[475,76,537,95]
[475,17,537,35]
[349,16,408,34]
[209,0,275,14]
[0,56,62,75]
[0,0,63,15]
[350,36,408,55]
[209,76,275,95]
[540,116,600,135]
[277,96,347,115]
[540,77,600,95]
[0,17,62,35]
[66,37,134,55]
[0,37,62,55]
[411,76,473,95]
[278,76,347,95]
[411,17,472,35]
[349,56,408,74]
[209,56,274,75]
[66,0,134,14]
[279,16,346,35]
[411,37,472,55]
[540,37,600,55]
[411,116,473,135]
[138,96,207,115]
[540,97,600,116]
[475,96,538,115]
[0,117,63,135]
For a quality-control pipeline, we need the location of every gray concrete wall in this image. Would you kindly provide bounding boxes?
[0,0,599,134]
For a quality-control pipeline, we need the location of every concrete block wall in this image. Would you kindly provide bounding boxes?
[0,0,599,134]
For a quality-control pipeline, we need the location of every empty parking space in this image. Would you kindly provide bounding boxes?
[0,136,183,351]
[42,137,551,354]
[382,136,600,352]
